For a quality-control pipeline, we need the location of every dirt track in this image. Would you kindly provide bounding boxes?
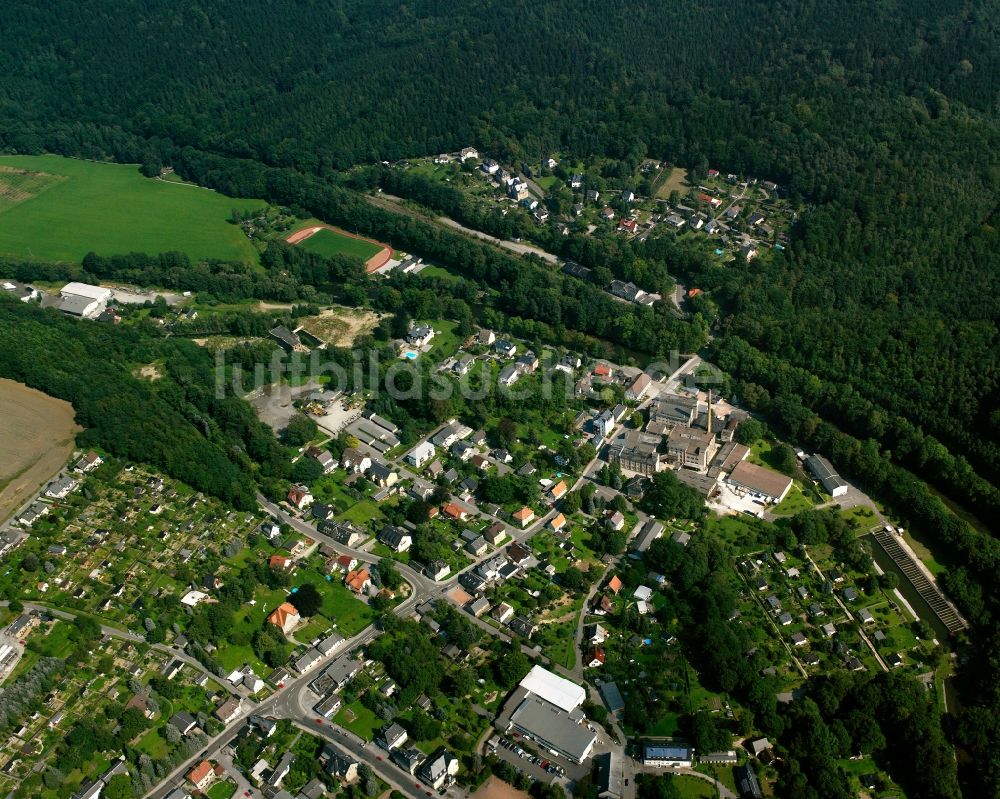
[470,777,530,799]
[0,379,80,524]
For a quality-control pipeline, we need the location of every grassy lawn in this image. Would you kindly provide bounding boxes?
[334,700,383,741]
[771,482,816,516]
[654,166,689,199]
[314,579,376,636]
[425,318,463,359]
[0,155,264,262]
[416,263,462,282]
[336,499,382,526]
[206,780,236,799]
[213,641,267,675]
[135,728,169,759]
[297,226,384,260]
[536,618,578,669]
[670,774,718,798]
[535,175,559,192]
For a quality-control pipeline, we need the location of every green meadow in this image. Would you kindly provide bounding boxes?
[0,155,264,262]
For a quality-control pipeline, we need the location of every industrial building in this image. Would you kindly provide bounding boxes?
[58,282,112,319]
[726,460,793,504]
[497,666,596,764]
[805,454,848,497]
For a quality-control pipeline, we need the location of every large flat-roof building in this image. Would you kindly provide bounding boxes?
[519,665,586,712]
[508,695,597,764]
[649,394,698,430]
[497,667,596,764]
[59,282,112,319]
[726,460,793,504]
[608,429,662,476]
[805,454,848,497]
[666,425,718,471]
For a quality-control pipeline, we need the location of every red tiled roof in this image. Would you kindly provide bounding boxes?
[187,760,213,786]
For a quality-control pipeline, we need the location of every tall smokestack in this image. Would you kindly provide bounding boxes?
[706,389,712,435]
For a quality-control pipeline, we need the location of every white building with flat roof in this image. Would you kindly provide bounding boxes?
[519,665,586,713]
[59,282,112,319]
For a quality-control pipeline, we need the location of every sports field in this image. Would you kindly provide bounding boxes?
[299,227,382,260]
[287,223,393,271]
[0,155,265,262]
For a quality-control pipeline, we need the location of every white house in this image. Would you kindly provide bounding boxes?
[405,441,436,468]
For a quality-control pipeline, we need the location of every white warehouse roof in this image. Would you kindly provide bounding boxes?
[519,665,585,713]
[61,282,112,301]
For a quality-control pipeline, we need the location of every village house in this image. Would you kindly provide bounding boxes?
[405,440,435,468]
[305,446,337,473]
[378,525,412,553]
[286,485,314,510]
[345,568,372,595]
[513,507,535,527]
[186,760,218,792]
[267,603,301,635]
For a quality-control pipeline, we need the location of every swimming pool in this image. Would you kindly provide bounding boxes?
[403,351,418,359]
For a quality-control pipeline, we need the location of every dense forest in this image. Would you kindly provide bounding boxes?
[1,0,1000,795]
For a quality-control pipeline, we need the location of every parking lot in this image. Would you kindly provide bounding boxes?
[489,735,567,787]
[707,480,768,518]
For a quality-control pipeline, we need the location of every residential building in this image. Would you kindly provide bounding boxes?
[467,596,491,617]
[267,602,301,635]
[378,525,412,553]
[512,507,535,527]
[214,697,242,723]
[345,568,371,594]
[340,448,372,474]
[392,746,426,775]
[626,372,653,401]
[418,748,459,790]
[405,441,436,468]
[499,364,520,386]
[186,761,216,792]
[492,602,514,624]
[305,446,337,473]
[287,484,314,510]
[377,722,409,751]
[407,324,434,346]
[368,462,398,487]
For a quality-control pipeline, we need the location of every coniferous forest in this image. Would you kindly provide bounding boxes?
[1,1,999,796]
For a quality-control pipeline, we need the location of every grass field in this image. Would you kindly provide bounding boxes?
[654,166,690,199]
[0,379,80,525]
[0,155,264,262]
[297,227,383,260]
